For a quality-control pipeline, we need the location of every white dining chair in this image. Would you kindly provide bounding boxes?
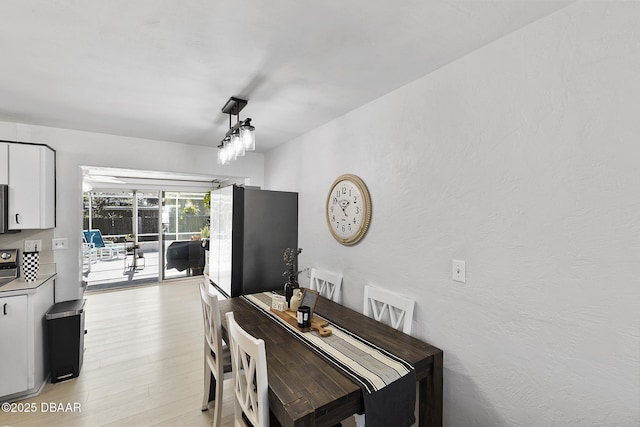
[354,284,417,426]
[309,268,343,303]
[226,311,271,427]
[199,281,232,427]
[363,284,415,334]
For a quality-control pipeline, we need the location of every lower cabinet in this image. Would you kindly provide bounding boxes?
[0,279,55,400]
[0,295,29,396]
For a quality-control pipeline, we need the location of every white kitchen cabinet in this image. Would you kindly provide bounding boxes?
[8,143,55,230]
[0,142,8,185]
[0,294,29,396]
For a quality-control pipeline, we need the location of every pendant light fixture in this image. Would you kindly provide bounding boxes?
[217,97,256,165]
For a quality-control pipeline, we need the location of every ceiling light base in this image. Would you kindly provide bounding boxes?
[221,97,248,115]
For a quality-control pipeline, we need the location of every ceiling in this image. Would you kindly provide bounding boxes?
[0,1,570,154]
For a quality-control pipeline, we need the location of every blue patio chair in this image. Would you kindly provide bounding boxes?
[82,230,125,260]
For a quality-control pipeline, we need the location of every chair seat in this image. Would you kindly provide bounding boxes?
[212,344,233,374]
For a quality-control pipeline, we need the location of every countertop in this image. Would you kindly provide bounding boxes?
[0,263,57,295]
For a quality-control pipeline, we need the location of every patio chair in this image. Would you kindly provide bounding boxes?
[82,230,125,260]
[82,242,98,273]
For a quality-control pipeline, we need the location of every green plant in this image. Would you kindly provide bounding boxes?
[200,223,210,239]
[182,204,198,215]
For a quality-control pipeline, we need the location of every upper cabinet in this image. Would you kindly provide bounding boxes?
[7,143,56,230]
[0,142,8,185]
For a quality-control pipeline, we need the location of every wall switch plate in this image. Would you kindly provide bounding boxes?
[452,259,466,283]
[52,238,68,251]
[24,240,42,252]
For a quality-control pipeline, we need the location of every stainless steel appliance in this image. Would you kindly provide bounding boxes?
[208,185,298,298]
[0,248,19,286]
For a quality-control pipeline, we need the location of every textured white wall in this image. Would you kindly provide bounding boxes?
[265,3,639,425]
[0,121,264,302]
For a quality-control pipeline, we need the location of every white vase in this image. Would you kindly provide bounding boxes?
[289,289,303,312]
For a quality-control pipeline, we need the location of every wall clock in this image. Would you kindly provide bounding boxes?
[326,174,372,245]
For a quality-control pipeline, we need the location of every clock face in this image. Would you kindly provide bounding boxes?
[326,174,371,245]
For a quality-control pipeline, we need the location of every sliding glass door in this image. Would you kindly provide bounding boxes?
[161,191,209,280]
[83,189,209,289]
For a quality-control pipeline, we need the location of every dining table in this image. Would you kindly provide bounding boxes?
[217,292,443,427]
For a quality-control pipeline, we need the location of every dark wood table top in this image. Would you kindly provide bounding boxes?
[219,293,443,427]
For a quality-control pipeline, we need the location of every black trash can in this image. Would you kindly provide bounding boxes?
[45,299,86,383]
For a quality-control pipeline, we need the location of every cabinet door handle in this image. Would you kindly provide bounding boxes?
[3,303,6,315]
[15,213,20,224]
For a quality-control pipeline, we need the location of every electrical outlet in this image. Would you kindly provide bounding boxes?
[452,259,466,283]
[52,238,68,251]
[24,240,42,252]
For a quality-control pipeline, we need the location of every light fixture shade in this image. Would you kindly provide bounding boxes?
[232,132,245,157]
[226,140,237,161]
[240,125,255,151]
[217,145,228,165]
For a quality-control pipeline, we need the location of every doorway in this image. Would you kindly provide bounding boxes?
[82,189,211,291]
[80,165,241,292]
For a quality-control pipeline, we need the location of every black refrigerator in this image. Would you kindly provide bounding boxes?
[208,185,298,298]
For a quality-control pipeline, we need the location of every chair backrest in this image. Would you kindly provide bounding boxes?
[226,312,269,427]
[199,282,224,375]
[309,268,343,303]
[363,285,415,335]
[83,229,106,248]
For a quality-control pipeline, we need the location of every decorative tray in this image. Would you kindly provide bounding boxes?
[269,308,332,337]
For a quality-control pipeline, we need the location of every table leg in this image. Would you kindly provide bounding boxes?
[419,351,443,427]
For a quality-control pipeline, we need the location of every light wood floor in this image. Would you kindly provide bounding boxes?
[1,279,356,427]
